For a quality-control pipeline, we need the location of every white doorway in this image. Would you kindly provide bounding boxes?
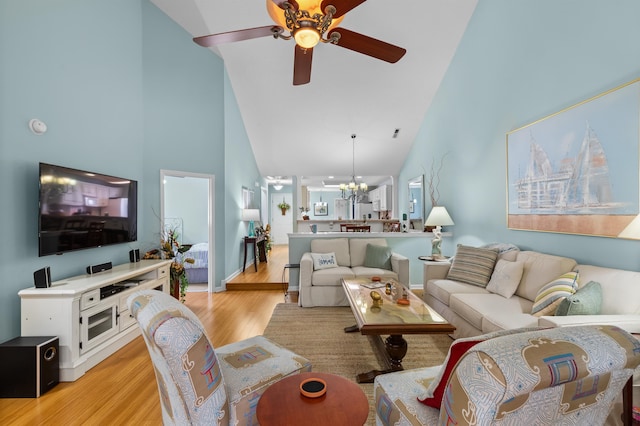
[270,192,293,244]
[160,170,215,293]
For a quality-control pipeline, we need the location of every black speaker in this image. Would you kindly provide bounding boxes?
[33,267,51,288]
[129,249,140,263]
[86,262,112,275]
[0,336,59,398]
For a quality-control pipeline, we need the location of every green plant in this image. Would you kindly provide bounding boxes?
[161,227,194,302]
[278,200,291,210]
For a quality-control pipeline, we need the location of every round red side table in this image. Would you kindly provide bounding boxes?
[256,372,369,426]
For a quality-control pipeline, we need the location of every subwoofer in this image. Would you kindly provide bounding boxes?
[0,336,59,398]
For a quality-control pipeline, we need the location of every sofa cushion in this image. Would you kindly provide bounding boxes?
[555,280,602,316]
[426,279,489,307]
[311,238,350,266]
[486,259,524,298]
[514,251,577,302]
[363,244,392,270]
[451,293,534,330]
[537,314,640,333]
[349,238,387,267]
[531,271,579,316]
[310,266,355,287]
[446,245,499,287]
[310,252,338,270]
[574,264,640,315]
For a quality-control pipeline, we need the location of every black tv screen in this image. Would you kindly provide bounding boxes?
[38,163,138,256]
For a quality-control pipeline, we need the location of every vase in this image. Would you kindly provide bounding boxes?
[170,277,180,300]
[281,208,287,215]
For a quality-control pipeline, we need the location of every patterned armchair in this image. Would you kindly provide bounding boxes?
[374,325,640,425]
[128,290,311,425]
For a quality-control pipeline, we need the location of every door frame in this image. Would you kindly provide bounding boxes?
[160,169,215,293]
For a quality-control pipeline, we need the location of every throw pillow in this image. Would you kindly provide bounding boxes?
[310,252,338,270]
[531,271,579,317]
[446,244,499,287]
[418,338,482,408]
[363,244,392,270]
[555,280,602,316]
[486,259,524,298]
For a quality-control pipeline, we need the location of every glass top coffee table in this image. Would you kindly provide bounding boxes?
[341,278,455,383]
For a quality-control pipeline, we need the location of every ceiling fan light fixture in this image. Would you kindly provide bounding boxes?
[294,26,320,49]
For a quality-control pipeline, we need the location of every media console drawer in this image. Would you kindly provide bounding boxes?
[80,289,100,310]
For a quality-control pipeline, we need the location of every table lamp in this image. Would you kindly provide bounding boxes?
[618,214,640,239]
[425,206,454,259]
[242,209,261,237]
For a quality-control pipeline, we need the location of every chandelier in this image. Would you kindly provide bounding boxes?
[339,134,368,199]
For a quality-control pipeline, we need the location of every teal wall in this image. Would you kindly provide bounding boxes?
[224,69,263,274]
[0,0,259,342]
[399,0,640,272]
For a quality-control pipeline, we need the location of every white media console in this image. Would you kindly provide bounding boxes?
[19,259,171,381]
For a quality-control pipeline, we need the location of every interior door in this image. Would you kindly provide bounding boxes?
[270,193,293,245]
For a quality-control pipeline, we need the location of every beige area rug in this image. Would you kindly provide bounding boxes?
[262,303,453,425]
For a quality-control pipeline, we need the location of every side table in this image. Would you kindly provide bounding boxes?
[242,235,264,272]
[281,263,300,297]
[256,372,369,425]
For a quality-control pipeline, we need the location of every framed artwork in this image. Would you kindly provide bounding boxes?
[242,187,254,209]
[314,202,328,216]
[506,78,640,238]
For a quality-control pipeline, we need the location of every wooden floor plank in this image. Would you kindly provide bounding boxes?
[0,290,288,425]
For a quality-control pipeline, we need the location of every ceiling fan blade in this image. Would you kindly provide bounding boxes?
[321,0,366,18]
[293,45,313,86]
[193,26,280,47]
[328,27,406,63]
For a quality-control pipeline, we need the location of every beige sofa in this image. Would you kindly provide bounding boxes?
[423,249,640,339]
[299,237,409,307]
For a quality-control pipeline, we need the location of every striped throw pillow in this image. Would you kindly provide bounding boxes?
[446,244,499,287]
[531,271,579,316]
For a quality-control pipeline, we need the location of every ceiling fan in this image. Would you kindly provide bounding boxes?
[193,0,406,86]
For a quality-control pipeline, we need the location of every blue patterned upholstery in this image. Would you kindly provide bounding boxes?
[128,290,312,425]
[375,325,640,425]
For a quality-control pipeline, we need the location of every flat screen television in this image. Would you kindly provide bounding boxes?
[38,163,138,256]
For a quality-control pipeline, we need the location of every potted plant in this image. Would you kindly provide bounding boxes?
[299,206,310,220]
[144,227,194,302]
[278,200,291,215]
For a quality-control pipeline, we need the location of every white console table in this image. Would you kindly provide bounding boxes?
[18,259,171,382]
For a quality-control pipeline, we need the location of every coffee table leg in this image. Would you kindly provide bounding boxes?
[385,334,408,370]
[356,334,408,383]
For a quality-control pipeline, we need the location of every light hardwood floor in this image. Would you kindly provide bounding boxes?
[0,258,292,425]
[226,244,291,290]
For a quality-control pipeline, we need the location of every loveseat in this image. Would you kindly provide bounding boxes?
[299,237,409,307]
[423,245,640,339]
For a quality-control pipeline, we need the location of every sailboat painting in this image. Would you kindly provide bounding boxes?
[507,79,640,238]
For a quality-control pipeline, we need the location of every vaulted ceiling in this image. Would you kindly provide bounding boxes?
[150,0,477,187]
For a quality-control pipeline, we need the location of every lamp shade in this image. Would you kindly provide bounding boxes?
[425,206,454,227]
[618,214,640,239]
[242,209,261,222]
